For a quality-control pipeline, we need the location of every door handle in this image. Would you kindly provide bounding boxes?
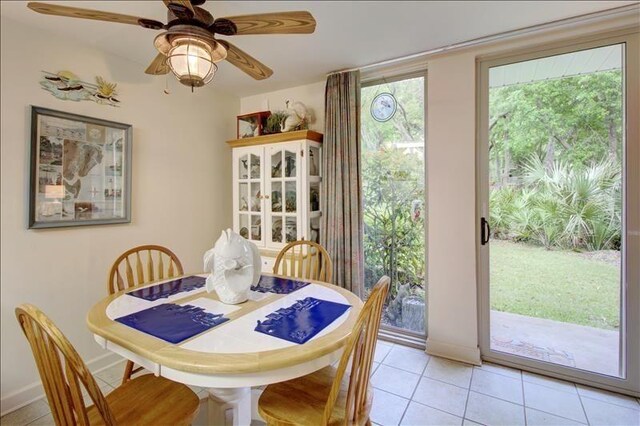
[481,217,491,245]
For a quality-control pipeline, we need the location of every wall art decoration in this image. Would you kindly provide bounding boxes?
[40,71,121,107]
[29,106,132,229]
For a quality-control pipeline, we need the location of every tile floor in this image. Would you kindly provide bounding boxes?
[2,341,639,425]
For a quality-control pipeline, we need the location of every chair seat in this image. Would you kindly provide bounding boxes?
[258,366,372,426]
[87,374,199,425]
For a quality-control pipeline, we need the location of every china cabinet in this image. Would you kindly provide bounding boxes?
[227,130,323,270]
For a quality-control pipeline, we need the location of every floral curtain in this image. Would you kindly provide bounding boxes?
[320,70,364,296]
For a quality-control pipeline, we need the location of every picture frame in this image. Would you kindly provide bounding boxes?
[28,106,132,229]
[237,111,271,139]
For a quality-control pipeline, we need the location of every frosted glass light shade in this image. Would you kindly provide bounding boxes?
[168,38,216,88]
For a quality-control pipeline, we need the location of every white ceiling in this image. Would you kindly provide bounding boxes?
[1,1,637,97]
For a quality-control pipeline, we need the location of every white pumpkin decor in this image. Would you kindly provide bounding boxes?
[203,229,261,304]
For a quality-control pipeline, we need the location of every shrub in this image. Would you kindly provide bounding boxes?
[362,147,425,299]
[490,156,621,251]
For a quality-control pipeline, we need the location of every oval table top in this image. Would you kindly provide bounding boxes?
[86,273,363,379]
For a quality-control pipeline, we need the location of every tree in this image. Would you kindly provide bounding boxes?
[361,77,425,151]
[488,69,623,251]
[360,77,426,302]
[489,70,622,184]
[362,148,425,296]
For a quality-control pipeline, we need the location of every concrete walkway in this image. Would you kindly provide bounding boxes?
[491,310,620,377]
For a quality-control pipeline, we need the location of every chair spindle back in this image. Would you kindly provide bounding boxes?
[107,245,183,294]
[273,240,333,283]
[323,276,390,424]
[15,304,116,426]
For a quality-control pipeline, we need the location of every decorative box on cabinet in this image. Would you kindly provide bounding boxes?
[227,130,323,267]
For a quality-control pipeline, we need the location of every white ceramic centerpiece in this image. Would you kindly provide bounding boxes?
[203,229,261,304]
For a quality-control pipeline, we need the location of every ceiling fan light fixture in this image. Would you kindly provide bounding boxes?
[167,37,219,89]
[27,2,317,87]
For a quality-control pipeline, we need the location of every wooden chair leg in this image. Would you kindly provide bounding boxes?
[122,360,135,384]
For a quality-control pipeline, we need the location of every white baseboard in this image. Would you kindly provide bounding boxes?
[425,338,482,365]
[0,352,123,417]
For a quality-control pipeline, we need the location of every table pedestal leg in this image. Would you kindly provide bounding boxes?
[207,387,252,426]
[251,387,265,422]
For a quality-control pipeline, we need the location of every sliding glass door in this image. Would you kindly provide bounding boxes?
[361,73,427,341]
[478,34,639,394]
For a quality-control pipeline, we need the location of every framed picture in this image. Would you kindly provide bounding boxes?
[237,111,271,139]
[28,106,132,229]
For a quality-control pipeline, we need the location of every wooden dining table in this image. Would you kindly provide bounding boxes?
[87,273,363,426]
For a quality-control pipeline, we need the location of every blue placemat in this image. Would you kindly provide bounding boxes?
[254,297,350,344]
[127,275,206,301]
[115,303,228,344]
[251,275,310,294]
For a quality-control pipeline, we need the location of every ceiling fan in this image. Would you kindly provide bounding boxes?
[27,1,316,89]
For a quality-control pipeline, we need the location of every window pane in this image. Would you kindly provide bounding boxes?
[239,155,248,179]
[250,154,260,179]
[239,183,248,211]
[271,182,282,212]
[284,150,296,177]
[272,216,283,243]
[271,151,282,178]
[361,76,426,335]
[285,182,296,213]
[488,44,623,377]
[285,217,297,243]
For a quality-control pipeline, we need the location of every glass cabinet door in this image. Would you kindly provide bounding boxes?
[307,144,322,244]
[236,149,263,245]
[267,143,301,247]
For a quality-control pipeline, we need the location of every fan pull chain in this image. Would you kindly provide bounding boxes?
[164,74,170,95]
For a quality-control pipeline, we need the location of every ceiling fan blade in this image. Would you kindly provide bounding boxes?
[213,11,316,36]
[27,2,164,29]
[145,54,170,75]
[219,41,273,80]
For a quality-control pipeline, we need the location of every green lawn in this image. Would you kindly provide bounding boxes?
[490,240,620,330]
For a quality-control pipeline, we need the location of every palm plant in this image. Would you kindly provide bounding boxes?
[491,155,621,251]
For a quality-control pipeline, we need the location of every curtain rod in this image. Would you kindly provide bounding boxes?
[325,3,638,77]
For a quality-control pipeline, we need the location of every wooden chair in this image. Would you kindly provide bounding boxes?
[273,240,333,283]
[16,304,199,426]
[107,245,184,383]
[258,276,390,426]
[107,245,184,294]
